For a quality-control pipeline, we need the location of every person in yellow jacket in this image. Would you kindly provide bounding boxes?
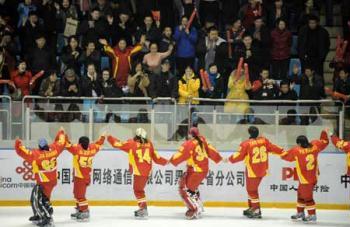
[178,66,200,104]
[224,65,252,114]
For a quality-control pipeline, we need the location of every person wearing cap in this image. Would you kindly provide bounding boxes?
[169,127,223,219]
[14,128,68,226]
[107,128,168,218]
[280,129,329,223]
[153,59,178,99]
[65,132,106,221]
[225,126,284,219]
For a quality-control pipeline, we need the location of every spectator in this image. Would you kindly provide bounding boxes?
[60,68,81,97]
[299,66,325,100]
[128,108,150,123]
[279,109,299,125]
[37,0,58,51]
[233,34,262,81]
[178,66,200,104]
[226,18,245,59]
[247,16,271,67]
[55,0,79,39]
[39,70,60,97]
[127,62,150,98]
[159,26,174,53]
[238,0,263,29]
[196,26,228,74]
[154,59,178,99]
[201,63,225,99]
[252,68,279,100]
[297,0,320,31]
[19,11,45,55]
[10,60,43,100]
[224,67,252,114]
[99,36,145,88]
[270,18,292,80]
[78,41,101,74]
[221,0,240,27]
[199,0,219,25]
[107,10,134,46]
[78,7,109,46]
[99,68,123,100]
[277,80,298,102]
[266,0,289,29]
[142,42,173,74]
[81,64,102,97]
[173,16,198,77]
[26,34,56,94]
[237,108,266,124]
[298,14,330,77]
[92,0,111,19]
[61,36,82,75]
[135,15,162,46]
[17,0,37,28]
[333,68,350,105]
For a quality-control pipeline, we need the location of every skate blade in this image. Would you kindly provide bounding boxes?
[303,220,317,224]
[135,216,148,220]
[76,218,89,222]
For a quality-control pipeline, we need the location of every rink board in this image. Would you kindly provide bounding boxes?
[0,149,349,209]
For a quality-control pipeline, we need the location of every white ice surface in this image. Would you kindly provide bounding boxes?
[0,206,349,227]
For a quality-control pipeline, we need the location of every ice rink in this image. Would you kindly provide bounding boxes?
[0,206,349,227]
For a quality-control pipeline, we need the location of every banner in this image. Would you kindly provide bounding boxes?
[0,149,349,206]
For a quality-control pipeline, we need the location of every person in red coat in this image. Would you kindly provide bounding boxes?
[10,60,44,99]
[270,18,292,80]
[99,36,145,89]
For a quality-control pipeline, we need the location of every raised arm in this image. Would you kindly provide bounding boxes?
[107,135,132,153]
[52,128,68,154]
[94,133,106,151]
[331,134,350,153]
[14,139,33,162]
[311,130,329,153]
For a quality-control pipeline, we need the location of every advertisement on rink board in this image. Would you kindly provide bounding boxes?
[0,149,349,205]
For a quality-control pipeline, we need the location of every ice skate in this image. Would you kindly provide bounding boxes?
[29,215,40,224]
[246,209,262,219]
[303,214,317,223]
[291,212,305,221]
[70,208,79,220]
[243,208,253,216]
[36,217,54,227]
[134,208,148,219]
[185,209,199,220]
[76,210,90,222]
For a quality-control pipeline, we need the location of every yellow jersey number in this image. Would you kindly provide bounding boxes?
[136,148,151,164]
[79,156,93,168]
[195,145,208,161]
[252,146,267,164]
[306,154,315,170]
[41,157,57,171]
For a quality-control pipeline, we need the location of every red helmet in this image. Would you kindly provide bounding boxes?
[189,127,199,137]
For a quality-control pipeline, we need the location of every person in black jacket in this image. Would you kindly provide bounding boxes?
[277,79,298,101]
[81,63,102,97]
[298,14,330,77]
[100,68,123,99]
[333,68,350,106]
[201,63,225,100]
[299,66,325,100]
[107,10,134,46]
[60,68,81,97]
[154,59,178,99]
[78,41,101,75]
[78,7,109,47]
[61,36,82,75]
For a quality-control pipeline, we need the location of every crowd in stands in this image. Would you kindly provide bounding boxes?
[0,0,350,116]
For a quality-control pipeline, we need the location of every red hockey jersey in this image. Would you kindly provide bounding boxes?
[14,130,67,184]
[331,135,350,176]
[281,131,329,184]
[170,136,222,173]
[228,137,284,178]
[108,136,167,176]
[66,136,105,182]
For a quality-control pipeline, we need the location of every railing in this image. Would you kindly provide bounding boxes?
[0,95,12,139]
[18,96,345,150]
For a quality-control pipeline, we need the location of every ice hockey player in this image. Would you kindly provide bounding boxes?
[330,133,350,176]
[14,128,67,227]
[108,128,168,218]
[169,127,223,219]
[66,132,106,221]
[225,126,283,219]
[280,130,329,223]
